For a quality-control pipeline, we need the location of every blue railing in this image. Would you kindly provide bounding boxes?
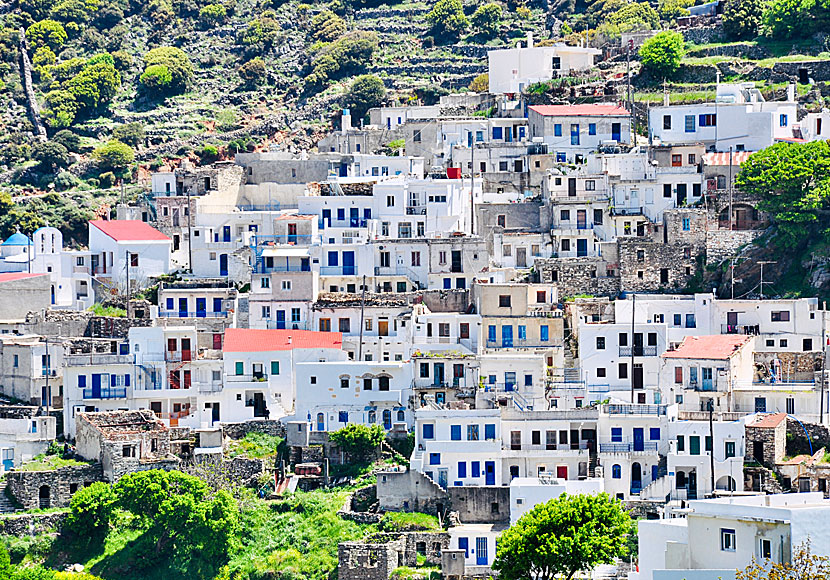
[320,266,357,275]
[159,311,228,318]
[605,404,667,416]
[83,387,127,400]
[599,441,658,453]
[256,264,311,273]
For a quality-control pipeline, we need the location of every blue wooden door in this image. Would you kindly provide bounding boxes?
[219,254,228,277]
[633,428,644,452]
[577,238,588,257]
[316,413,325,431]
[322,209,331,228]
[222,225,231,242]
[178,298,188,318]
[349,208,359,227]
[485,461,495,485]
[343,251,355,275]
[476,537,488,565]
[502,325,513,347]
[213,297,223,313]
[612,123,621,142]
[91,374,101,399]
[196,298,206,318]
[458,537,469,558]
[276,310,286,329]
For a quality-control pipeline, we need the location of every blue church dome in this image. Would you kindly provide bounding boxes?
[2,232,32,246]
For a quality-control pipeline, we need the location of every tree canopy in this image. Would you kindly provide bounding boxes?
[310,10,347,43]
[345,74,386,120]
[471,2,502,38]
[142,46,194,95]
[722,0,766,39]
[426,0,469,42]
[493,493,632,580]
[638,30,685,80]
[329,424,385,457]
[92,139,134,171]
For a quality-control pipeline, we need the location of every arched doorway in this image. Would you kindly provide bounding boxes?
[716,475,737,492]
[38,485,50,509]
[631,462,642,495]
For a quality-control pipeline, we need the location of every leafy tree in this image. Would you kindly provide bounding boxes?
[638,30,685,80]
[737,541,830,580]
[240,15,281,47]
[469,73,489,92]
[26,20,68,50]
[722,0,766,39]
[86,52,114,68]
[0,543,10,578]
[238,57,266,86]
[658,0,693,21]
[608,2,659,30]
[762,0,826,38]
[64,61,121,113]
[32,46,56,68]
[112,122,145,148]
[735,141,830,248]
[306,31,378,89]
[111,50,132,71]
[140,64,173,94]
[43,89,79,128]
[329,424,385,457]
[20,0,56,20]
[471,2,502,37]
[426,0,469,42]
[199,3,227,24]
[64,482,117,536]
[32,141,70,173]
[345,74,385,120]
[310,10,347,43]
[142,46,193,94]
[50,57,87,81]
[52,129,81,152]
[50,0,100,22]
[92,139,134,171]
[494,493,632,580]
[198,144,219,163]
[387,138,405,155]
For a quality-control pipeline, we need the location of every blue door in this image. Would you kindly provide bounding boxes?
[316,413,325,431]
[219,254,228,277]
[577,238,588,257]
[322,209,331,228]
[213,297,223,313]
[195,298,206,318]
[652,464,659,482]
[633,428,644,452]
[350,208,359,227]
[276,310,286,329]
[91,374,102,399]
[502,325,513,348]
[485,461,495,485]
[222,225,231,242]
[458,537,469,558]
[178,298,188,318]
[301,258,310,272]
[343,251,355,275]
[612,123,621,142]
[433,363,444,387]
[2,452,12,472]
[476,537,488,565]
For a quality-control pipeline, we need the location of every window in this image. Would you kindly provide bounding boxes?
[721,528,736,552]
[518,325,526,340]
[411,251,421,267]
[340,378,349,389]
[780,114,788,127]
[637,250,645,262]
[675,367,683,384]
[585,180,596,191]
[485,424,496,440]
[310,376,317,384]
[438,323,450,337]
[561,209,571,221]
[682,218,690,231]
[612,464,621,479]
[771,311,790,321]
[685,115,696,132]
[503,244,512,257]
[597,367,607,378]
[451,425,461,441]
[458,461,467,478]
[499,295,511,307]
[699,114,717,127]
[422,424,434,439]
[378,377,389,391]
[386,195,395,207]
[589,123,596,135]
[468,425,479,441]
[619,362,628,379]
[429,453,441,465]
[271,361,280,375]
[663,184,672,198]
[281,280,291,291]
[677,435,685,451]
[685,314,696,328]
[760,538,772,560]
[663,115,671,130]
[541,326,549,341]
[650,428,660,440]
[596,336,606,350]
[780,339,788,348]
[130,253,138,267]
[339,318,350,333]
[499,161,508,172]
[688,154,696,164]
[554,124,562,137]
[787,397,795,414]
[690,436,701,455]
[611,427,622,442]
[260,277,270,288]
[460,323,469,339]
[672,154,682,167]
[319,318,331,332]
[725,441,736,458]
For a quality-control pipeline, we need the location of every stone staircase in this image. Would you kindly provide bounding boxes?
[0,481,19,513]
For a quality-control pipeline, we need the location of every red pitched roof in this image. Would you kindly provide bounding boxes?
[223,328,343,352]
[661,335,751,360]
[90,220,170,242]
[528,104,629,117]
[748,412,787,429]
[0,272,46,283]
[703,151,754,166]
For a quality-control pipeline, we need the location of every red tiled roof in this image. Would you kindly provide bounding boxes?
[90,220,170,242]
[748,412,787,429]
[223,328,343,352]
[0,272,46,283]
[661,334,751,360]
[703,151,754,166]
[528,104,629,117]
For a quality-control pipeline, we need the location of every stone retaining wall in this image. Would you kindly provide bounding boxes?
[222,420,285,440]
[0,511,67,536]
[6,463,104,511]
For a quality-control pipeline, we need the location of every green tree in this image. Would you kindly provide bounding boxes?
[722,0,766,39]
[64,61,120,113]
[329,424,385,457]
[762,0,825,38]
[20,0,56,20]
[305,32,378,89]
[112,122,145,148]
[735,141,830,248]
[43,89,79,128]
[32,141,70,173]
[638,30,685,80]
[92,139,134,171]
[238,57,266,86]
[199,3,227,24]
[426,0,469,41]
[737,542,830,580]
[142,46,193,94]
[52,129,81,152]
[469,72,489,92]
[32,46,56,68]
[344,74,385,120]
[608,2,659,30]
[26,20,68,50]
[198,144,219,163]
[310,9,346,43]
[0,543,10,578]
[471,2,502,37]
[50,0,100,22]
[494,493,632,580]
[64,482,117,537]
[139,64,173,94]
[658,0,694,21]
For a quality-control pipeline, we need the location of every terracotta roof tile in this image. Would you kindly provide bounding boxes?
[223,328,343,352]
[661,335,751,360]
[528,104,629,117]
[0,272,46,283]
[90,220,170,242]
[748,412,788,428]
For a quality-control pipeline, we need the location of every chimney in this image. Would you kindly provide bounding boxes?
[527,31,533,48]
[787,83,796,102]
[341,109,352,134]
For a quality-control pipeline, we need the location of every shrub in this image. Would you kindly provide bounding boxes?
[240,15,281,47]
[92,139,134,171]
[426,0,469,41]
[238,57,266,86]
[52,129,82,152]
[329,424,385,457]
[306,31,378,89]
[54,170,79,190]
[64,482,117,536]
[198,144,219,163]
[608,1,659,30]
[26,19,68,50]
[111,50,132,71]
[722,0,765,39]
[50,0,99,23]
[64,61,121,113]
[50,57,87,81]
[44,89,79,128]
[86,52,114,68]
[379,512,440,532]
[469,72,489,92]
[98,171,115,187]
[32,46,56,68]
[310,10,346,43]
[344,74,385,120]
[142,46,193,94]
[638,30,684,80]
[32,141,70,172]
[112,122,145,148]
[200,3,227,24]
[471,2,502,38]
[139,64,173,94]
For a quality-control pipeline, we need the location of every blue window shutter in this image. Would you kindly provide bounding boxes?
[78,375,86,388]
[166,298,174,310]
[458,462,467,478]
[124,374,130,387]
[451,425,461,440]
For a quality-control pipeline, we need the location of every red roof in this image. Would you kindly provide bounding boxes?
[90,220,170,242]
[703,151,754,166]
[0,272,46,283]
[748,412,787,429]
[662,335,751,360]
[223,328,343,352]
[529,104,629,117]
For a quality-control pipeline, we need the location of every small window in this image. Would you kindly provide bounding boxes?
[596,336,606,350]
[721,528,736,552]
[663,115,671,130]
[771,311,791,322]
[597,367,606,378]
[499,295,511,307]
[685,115,696,133]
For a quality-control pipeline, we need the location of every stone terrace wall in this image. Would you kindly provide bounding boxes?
[7,463,104,510]
[706,229,762,265]
[0,512,67,536]
[338,539,404,580]
[536,257,621,298]
[222,420,285,440]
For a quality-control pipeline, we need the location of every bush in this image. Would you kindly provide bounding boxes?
[54,170,79,190]
[608,1,659,30]
[471,2,502,38]
[26,19,68,50]
[32,46,56,68]
[763,0,826,39]
[139,64,173,94]
[238,57,266,86]
[111,49,132,71]
[329,424,385,457]
[64,482,117,536]
[112,122,145,148]
[379,512,440,532]
[199,3,227,24]
[426,0,469,41]
[93,139,134,171]
[638,30,684,80]
[99,171,115,187]
[142,46,193,94]
[306,31,377,89]
[310,9,346,43]
[198,144,219,163]
[32,141,70,172]
[240,15,281,47]
[344,74,385,121]
[50,0,99,23]
[722,0,765,39]
[44,89,79,128]
[469,72,488,92]
[52,129,82,152]
[64,61,121,113]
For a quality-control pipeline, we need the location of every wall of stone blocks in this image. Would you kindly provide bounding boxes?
[6,464,104,510]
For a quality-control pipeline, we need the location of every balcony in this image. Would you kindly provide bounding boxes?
[226,374,269,385]
[599,441,658,453]
[611,206,644,217]
[266,320,309,330]
[73,266,90,275]
[320,266,357,276]
[486,339,554,349]
[159,311,228,319]
[254,234,316,246]
[721,324,760,335]
[619,346,658,357]
[66,353,134,366]
[406,205,427,215]
[166,350,192,362]
[604,404,667,415]
[82,387,127,400]
[195,382,223,393]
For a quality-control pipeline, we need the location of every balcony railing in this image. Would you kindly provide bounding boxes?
[266,320,309,330]
[159,311,228,318]
[619,346,659,357]
[226,374,269,383]
[604,404,667,415]
[599,441,658,453]
[486,339,554,349]
[254,234,316,246]
[721,324,760,335]
[320,266,357,276]
[82,387,127,400]
[406,206,427,215]
[166,350,192,362]
[66,353,134,366]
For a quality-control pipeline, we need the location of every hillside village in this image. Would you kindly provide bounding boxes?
[4,0,830,576]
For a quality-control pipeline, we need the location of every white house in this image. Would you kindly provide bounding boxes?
[88,220,172,289]
[528,104,631,162]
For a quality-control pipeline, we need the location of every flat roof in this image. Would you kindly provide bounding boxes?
[661,335,751,360]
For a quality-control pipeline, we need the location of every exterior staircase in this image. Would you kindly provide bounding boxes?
[0,481,19,513]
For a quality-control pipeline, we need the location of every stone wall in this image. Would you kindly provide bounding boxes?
[745,420,787,466]
[772,60,830,82]
[706,229,762,265]
[681,24,726,45]
[377,468,449,515]
[535,257,621,298]
[617,238,700,293]
[6,463,104,510]
[0,512,67,536]
[418,289,470,313]
[662,209,707,248]
[447,486,509,524]
[787,418,830,457]
[186,455,265,487]
[222,420,285,440]
[338,538,405,580]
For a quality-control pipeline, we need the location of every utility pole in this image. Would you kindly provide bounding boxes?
[630,293,636,404]
[708,399,715,496]
[759,261,776,299]
[728,146,733,231]
[125,250,131,319]
[358,275,366,361]
[822,302,827,424]
[187,187,193,273]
